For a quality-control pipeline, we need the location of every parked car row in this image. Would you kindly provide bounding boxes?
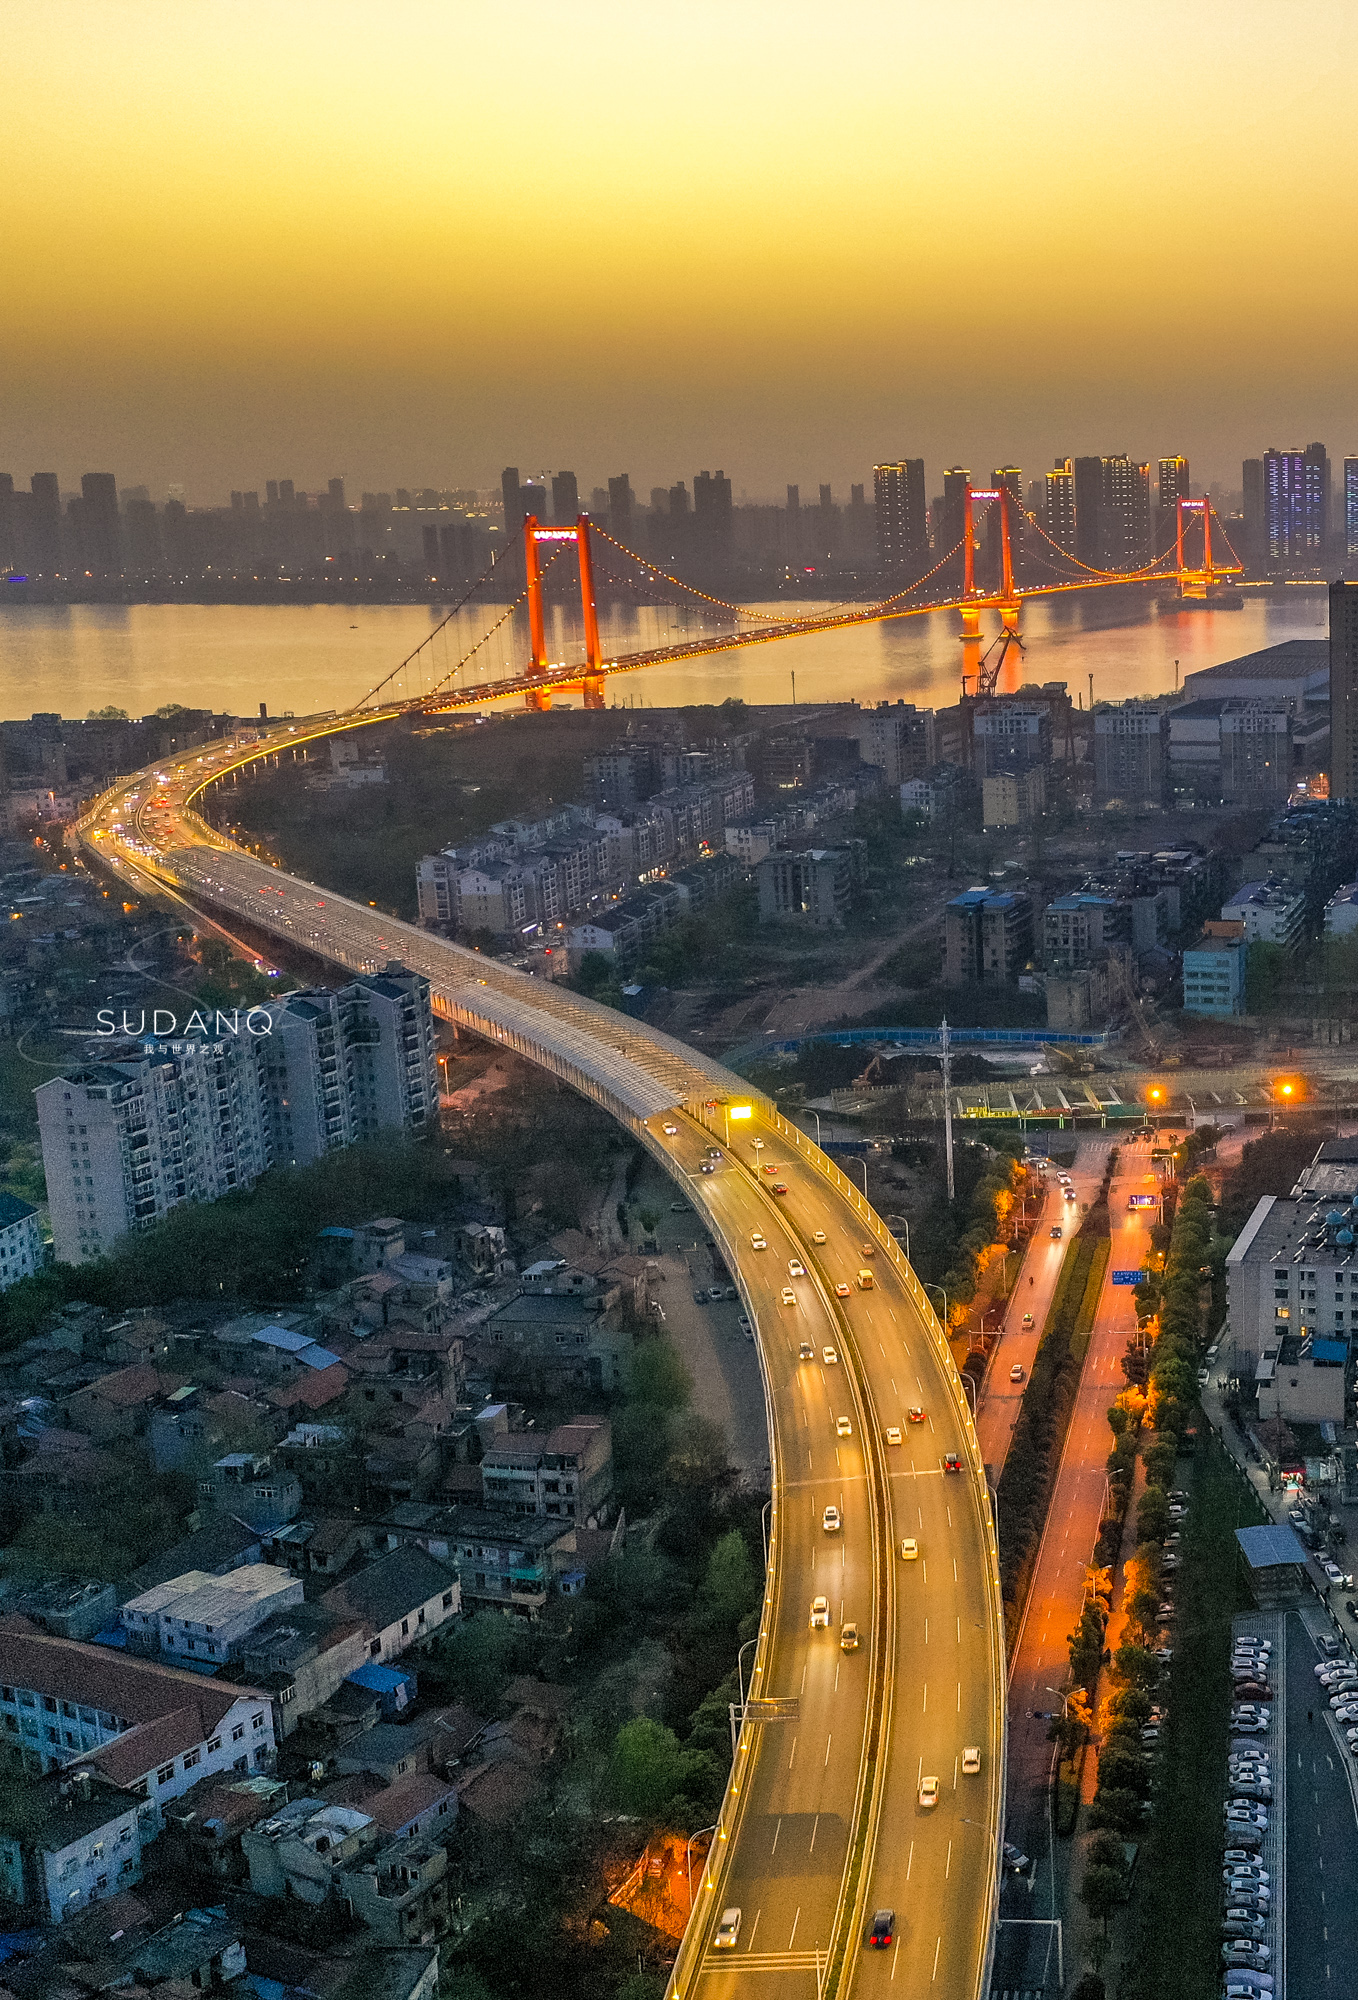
[1314,1647,1358,1753]
[1221,1634,1275,1990]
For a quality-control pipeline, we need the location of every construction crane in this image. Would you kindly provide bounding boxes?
[962,627,1024,699]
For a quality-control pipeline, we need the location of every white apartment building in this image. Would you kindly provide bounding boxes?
[0,1192,42,1288]
[37,969,437,1264]
[1226,1189,1358,1367]
[120,1565,303,1663]
[1221,878,1307,950]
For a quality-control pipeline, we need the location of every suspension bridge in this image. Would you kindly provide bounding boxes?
[349,485,1243,717]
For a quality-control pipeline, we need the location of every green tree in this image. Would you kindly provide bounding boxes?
[628,1337,692,1410]
[86,705,128,720]
[1080,1862,1125,1933]
[703,1530,760,1628]
[430,1612,524,1712]
[608,1717,715,1820]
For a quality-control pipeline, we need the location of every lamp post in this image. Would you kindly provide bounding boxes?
[736,1636,758,1710]
[850,1157,868,1198]
[925,1282,948,1331]
[686,1823,717,1911]
[960,1370,977,1416]
[897,1217,910,1260]
[805,1108,822,1147]
[761,1499,771,1569]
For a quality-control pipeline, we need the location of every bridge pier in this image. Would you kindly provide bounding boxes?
[524,684,552,712]
[582,674,606,709]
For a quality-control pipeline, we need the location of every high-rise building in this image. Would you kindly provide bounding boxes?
[79,473,121,573]
[991,467,1023,581]
[1157,455,1191,553]
[1099,455,1151,569]
[1045,459,1077,556]
[1263,444,1327,564]
[1331,579,1358,804]
[1072,457,1103,567]
[1242,458,1265,567]
[501,466,525,541]
[873,459,927,575]
[37,969,437,1265]
[1346,458,1358,562]
[667,481,690,517]
[551,470,579,523]
[941,468,970,566]
[607,474,634,539]
[692,470,733,562]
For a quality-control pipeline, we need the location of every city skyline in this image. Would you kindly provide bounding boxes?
[6,1,1358,497]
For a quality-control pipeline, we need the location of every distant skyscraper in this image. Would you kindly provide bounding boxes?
[991,467,1023,580]
[1264,444,1327,563]
[1045,459,1077,556]
[1330,579,1358,802]
[1345,458,1358,561]
[607,474,634,539]
[551,470,579,523]
[1098,456,1151,569]
[693,470,733,562]
[76,473,121,573]
[29,475,62,576]
[501,466,524,540]
[786,484,800,515]
[667,481,690,516]
[1072,457,1103,567]
[326,476,346,512]
[873,460,927,574]
[519,480,547,526]
[1157,455,1190,553]
[941,468,970,564]
[1242,458,1265,567]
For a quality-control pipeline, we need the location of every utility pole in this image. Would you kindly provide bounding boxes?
[941,1015,955,1200]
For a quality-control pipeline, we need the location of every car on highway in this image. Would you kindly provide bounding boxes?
[943,1451,962,1472]
[1002,1842,1031,1874]
[857,1268,874,1289]
[907,1406,925,1423]
[751,1233,767,1250]
[780,1286,797,1306]
[962,1745,981,1775]
[885,1425,902,1445]
[837,1416,853,1437]
[810,1596,830,1628]
[762,1162,778,1175]
[918,1775,939,1809]
[788,1258,805,1277]
[841,1622,859,1652]
[1021,1312,1034,1327]
[799,1342,815,1361]
[835,1281,852,1298]
[823,1345,838,1364]
[772,1182,788,1196]
[900,1537,919,1560]
[713,1908,741,1949]
[709,1286,725,1302]
[661,1122,678,1136]
[860,1240,876,1256]
[823,1504,841,1533]
[669,1202,689,1213]
[1010,1363,1025,1382]
[1051,1225,1063,1238]
[1064,1185,1077,1200]
[701,1161,716,1173]
[866,1909,894,1949]
[812,1229,827,1244]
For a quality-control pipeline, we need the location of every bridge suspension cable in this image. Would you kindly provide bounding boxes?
[347,547,512,712]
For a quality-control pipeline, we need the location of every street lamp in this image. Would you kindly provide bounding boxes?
[736,1636,758,1709]
[805,1108,822,1147]
[960,1371,977,1416]
[752,1136,765,1170]
[849,1157,868,1198]
[925,1282,948,1330]
[686,1823,717,1911]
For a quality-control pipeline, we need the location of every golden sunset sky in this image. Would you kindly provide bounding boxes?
[5,0,1356,498]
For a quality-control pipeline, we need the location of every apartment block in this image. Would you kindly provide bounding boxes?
[37,968,436,1263]
[944,887,1033,985]
[1181,928,1247,1018]
[757,848,856,927]
[1093,701,1168,807]
[479,1414,612,1524]
[0,1768,159,1922]
[1222,878,1307,950]
[120,1565,303,1663]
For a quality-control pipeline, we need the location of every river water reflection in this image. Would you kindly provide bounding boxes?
[0,590,1329,721]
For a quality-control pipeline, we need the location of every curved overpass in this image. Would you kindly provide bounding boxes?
[75,732,1005,2000]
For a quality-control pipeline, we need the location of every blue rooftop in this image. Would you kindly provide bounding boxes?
[1235,1523,1308,1569]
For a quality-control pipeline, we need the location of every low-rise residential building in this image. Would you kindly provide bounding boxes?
[0,1624,276,1797]
[1042,892,1124,971]
[1226,1175,1358,1374]
[238,1604,373,1738]
[980,766,1045,829]
[475,1287,631,1394]
[0,1768,159,1921]
[242,1795,381,1902]
[0,1194,42,1290]
[319,1547,459,1662]
[480,1415,613,1525]
[1181,926,1247,1018]
[756,847,856,927]
[198,1451,302,1529]
[944,886,1033,986]
[343,1831,450,1946]
[1255,1334,1347,1425]
[1324,880,1358,938]
[119,1564,303,1663]
[1222,878,1307,950]
[382,1504,580,1621]
[160,1771,289,1883]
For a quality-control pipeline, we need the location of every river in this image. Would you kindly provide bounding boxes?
[0,590,1330,721]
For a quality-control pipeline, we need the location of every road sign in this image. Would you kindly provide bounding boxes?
[1112,1269,1148,1285]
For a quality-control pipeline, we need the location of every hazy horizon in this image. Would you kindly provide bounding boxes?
[6,0,1357,500]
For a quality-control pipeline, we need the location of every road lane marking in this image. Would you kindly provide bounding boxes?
[957,1680,962,1710]
[891,1937,900,1979]
[824,1733,833,1765]
[907,1838,915,1879]
[770,1816,781,1855]
[946,1838,952,1878]
[789,1735,797,1767]
[809,1813,819,1853]
[788,1907,800,1950]
[923,1683,928,1712]
[745,1908,761,1951]
[932,1936,941,1981]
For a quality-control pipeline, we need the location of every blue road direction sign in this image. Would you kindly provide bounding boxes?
[1112,1269,1148,1286]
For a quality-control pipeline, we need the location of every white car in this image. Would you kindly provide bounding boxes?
[823,1345,838,1365]
[823,1504,841,1533]
[810,1596,830,1628]
[781,1287,797,1306]
[788,1258,805,1278]
[900,1537,919,1560]
[812,1229,827,1244]
[884,1426,902,1446]
[751,1233,767,1251]
[1010,1363,1025,1382]
[713,1907,741,1949]
[961,1745,981,1775]
[662,1122,678,1136]
[837,1416,852,1437]
[918,1775,940,1809]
